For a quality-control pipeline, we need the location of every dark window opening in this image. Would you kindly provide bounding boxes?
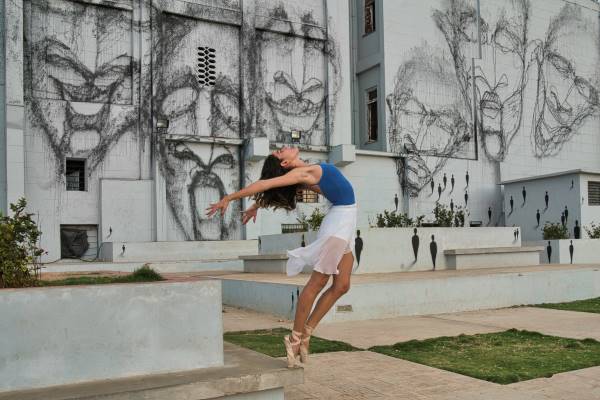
[589,181,600,205]
[366,88,378,143]
[296,189,319,203]
[364,0,375,34]
[197,46,216,87]
[66,159,86,191]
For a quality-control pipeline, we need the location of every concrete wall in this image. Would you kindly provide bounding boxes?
[0,0,5,215]
[0,279,224,392]
[530,239,600,264]
[504,172,583,241]
[100,240,258,262]
[259,227,522,273]
[223,266,600,322]
[2,0,597,261]
[100,179,153,243]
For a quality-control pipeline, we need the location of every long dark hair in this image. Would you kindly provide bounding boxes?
[253,155,298,211]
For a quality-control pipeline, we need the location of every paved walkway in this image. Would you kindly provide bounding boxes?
[223,305,600,399]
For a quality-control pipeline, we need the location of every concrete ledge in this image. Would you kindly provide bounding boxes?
[42,259,244,273]
[0,343,302,400]
[222,265,600,322]
[100,240,258,262]
[239,254,288,260]
[0,280,224,392]
[444,246,543,255]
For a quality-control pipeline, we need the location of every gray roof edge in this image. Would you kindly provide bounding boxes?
[501,169,600,185]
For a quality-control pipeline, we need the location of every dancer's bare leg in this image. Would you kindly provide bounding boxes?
[305,250,354,329]
[292,271,329,333]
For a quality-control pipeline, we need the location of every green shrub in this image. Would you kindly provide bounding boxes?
[297,208,325,231]
[542,222,569,240]
[375,210,424,228]
[131,264,164,281]
[584,222,600,239]
[433,203,465,227]
[0,198,45,288]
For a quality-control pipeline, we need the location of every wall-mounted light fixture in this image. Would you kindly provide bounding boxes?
[291,129,302,143]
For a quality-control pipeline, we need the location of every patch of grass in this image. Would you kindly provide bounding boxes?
[224,328,358,357]
[369,329,600,384]
[533,297,600,314]
[40,266,164,287]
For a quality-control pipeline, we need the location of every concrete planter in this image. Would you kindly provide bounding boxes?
[0,279,223,393]
[529,239,600,264]
[259,227,521,273]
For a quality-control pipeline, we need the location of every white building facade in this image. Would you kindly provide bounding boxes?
[0,0,598,262]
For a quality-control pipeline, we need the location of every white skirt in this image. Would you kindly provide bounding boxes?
[286,203,358,276]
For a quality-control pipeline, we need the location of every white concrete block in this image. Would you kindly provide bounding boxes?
[245,137,270,161]
[328,144,356,166]
[0,280,224,392]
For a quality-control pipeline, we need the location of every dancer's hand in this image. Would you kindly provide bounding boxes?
[206,196,230,217]
[241,206,258,225]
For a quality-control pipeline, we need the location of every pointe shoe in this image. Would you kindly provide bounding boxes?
[284,330,302,368]
[300,324,314,364]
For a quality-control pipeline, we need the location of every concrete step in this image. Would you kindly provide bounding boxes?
[444,246,543,269]
[0,343,302,400]
[100,240,258,262]
[42,259,243,273]
[239,254,312,274]
[220,264,600,323]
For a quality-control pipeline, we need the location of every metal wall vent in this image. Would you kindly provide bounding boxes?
[197,46,216,87]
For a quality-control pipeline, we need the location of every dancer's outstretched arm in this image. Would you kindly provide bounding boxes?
[205,167,313,217]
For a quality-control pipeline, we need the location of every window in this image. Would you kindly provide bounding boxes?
[366,88,378,143]
[364,0,375,34]
[66,159,86,191]
[589,181,600,205]
[296,189,319,203]
[197,46,216,87]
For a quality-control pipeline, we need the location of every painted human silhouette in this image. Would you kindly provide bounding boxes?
[570,180,574,190]
[258,237,261,252]
[430,178,435,195]
[544,191,549,209]
[514,229,518,241]
[516,229,519,240]
[465,171,469,188]
[522,186,527,206]
[564,206,568,222]
[574,220,581,239]
[560,212,565,227]
[437,184,442,200]
[536,209,540,226]
[443,173,447,190]
[430,235,437,271]
[509,196,514,214]
[412,228,420,261]
[488,207,492,224]
[394,194,399,212]
[569,240,574,264]
[450,198,454,213]
[464,191,469,207]
[354,229,364,267]
[450,174,455,192]
[546,241,552,263]
[301,234,306,247]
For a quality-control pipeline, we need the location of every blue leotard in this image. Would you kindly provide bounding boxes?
[317,163,355,206]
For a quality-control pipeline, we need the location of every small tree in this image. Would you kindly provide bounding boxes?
[0,198,45,288]
[297,208,326,231]
[542,222,569,240]
[375,210,424,228]
[584,222,600,239]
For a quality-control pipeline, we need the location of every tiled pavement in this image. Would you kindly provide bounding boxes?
[223,305,600,399]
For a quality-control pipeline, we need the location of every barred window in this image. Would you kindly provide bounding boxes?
[296,189,319,203]
[589,181,600,206]
[66,159,86,191]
